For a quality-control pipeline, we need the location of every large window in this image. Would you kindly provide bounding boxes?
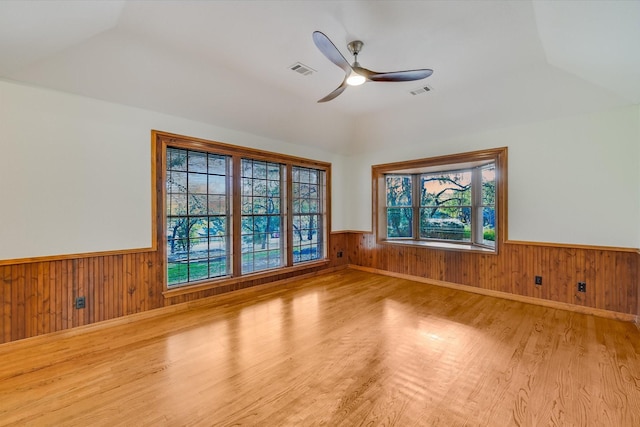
[158,132,330,289]
[374,147,506,253]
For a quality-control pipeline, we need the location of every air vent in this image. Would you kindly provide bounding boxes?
[289,62,315,76]
[410,85,432,96]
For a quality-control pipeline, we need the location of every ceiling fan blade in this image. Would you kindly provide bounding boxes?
[318,80,348,103]
[313,31,352,74]
[367,69,433,82]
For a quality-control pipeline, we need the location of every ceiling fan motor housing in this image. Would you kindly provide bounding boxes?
[347,40,364,56]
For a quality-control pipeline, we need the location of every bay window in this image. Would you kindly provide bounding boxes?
[374,147,506,253]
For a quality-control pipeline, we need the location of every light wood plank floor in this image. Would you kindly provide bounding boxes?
[1,269,639,426]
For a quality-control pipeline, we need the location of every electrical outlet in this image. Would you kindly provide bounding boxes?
[75,296,86,309]
[577,282,586,293]
[534,276,542,285]
[337,251,343,258]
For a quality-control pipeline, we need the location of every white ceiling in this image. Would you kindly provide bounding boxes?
[1,0,639,155]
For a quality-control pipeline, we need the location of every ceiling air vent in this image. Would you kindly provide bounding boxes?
[410,85,432,96]
[289,62,315,76]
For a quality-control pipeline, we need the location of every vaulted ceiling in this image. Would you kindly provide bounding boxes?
[1,1,639,154]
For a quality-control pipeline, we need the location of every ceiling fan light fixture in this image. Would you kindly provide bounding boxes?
[346,72,366,86]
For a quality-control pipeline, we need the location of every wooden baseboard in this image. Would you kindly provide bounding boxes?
[348,264,638,323]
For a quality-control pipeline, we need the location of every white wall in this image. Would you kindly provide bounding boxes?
[344,104,640,249]
[3,79,638,260]
[0,80,346,260]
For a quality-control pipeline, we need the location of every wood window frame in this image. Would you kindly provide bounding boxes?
[155,131,331,294]
[372,147,507,254]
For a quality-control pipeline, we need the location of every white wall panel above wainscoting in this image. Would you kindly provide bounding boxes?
[342,105,640,249]
[0,80,344,261]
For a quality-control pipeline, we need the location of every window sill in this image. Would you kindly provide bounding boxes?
[162,259,331,298]
[380,239,497,254]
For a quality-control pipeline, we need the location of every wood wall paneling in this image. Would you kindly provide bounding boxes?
[0,230,636,344]
[346,233,639,318]
[0,233,348,344]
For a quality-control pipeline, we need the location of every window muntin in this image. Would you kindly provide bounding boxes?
[241,159,284,274]
[292,166,325,263]
[166,148,232,286]
[374,147,505,253]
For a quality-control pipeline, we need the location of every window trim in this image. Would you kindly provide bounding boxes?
[154,130,331,292]
[372,147,507,254]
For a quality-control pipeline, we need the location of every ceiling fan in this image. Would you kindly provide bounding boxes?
[312,31,433,103]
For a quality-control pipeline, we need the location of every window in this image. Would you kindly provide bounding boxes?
[158,132,330,289]
[166,148,232,286]
[385,175,413,238]
[241,159,284,274]
[374,147,506,253]
[292,166,325,263]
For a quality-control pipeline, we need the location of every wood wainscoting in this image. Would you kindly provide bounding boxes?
[346,232,639,320]
[0,232,349,344]
[1,230,637,344]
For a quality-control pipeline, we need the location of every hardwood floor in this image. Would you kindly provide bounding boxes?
[1,269,639,426]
